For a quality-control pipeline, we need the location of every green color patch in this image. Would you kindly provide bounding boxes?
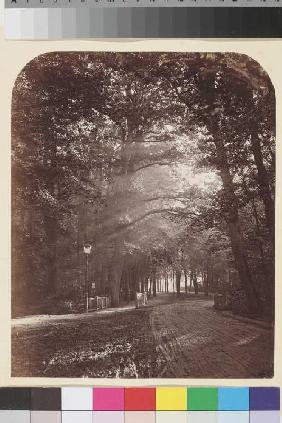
[188,388,218,411]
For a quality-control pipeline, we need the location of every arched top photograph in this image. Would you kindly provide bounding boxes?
[11,52,275,379]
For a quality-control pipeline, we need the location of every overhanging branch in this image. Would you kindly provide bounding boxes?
[134,161,174,172]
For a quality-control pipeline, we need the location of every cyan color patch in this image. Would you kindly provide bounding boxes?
[218,388,249,411]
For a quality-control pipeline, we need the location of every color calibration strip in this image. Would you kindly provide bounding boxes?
[0,387,280,422]
[5,8,282,39]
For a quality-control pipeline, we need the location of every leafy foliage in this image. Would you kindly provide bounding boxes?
[12,53,275,318]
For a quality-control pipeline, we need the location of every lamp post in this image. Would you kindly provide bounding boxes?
[83,243,92,313]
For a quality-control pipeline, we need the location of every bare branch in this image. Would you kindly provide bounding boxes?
[134,161,174,172]
[143,195,190,203]
[118,208,175,230]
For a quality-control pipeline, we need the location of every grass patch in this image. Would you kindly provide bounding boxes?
[12,308,164,378]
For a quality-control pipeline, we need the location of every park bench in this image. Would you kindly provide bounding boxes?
[135,292,148,309]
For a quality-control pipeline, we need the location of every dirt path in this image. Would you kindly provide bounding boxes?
[12,295,274,378]
[12,305,138,328]
[12,295,171,328]
[150,298,274,378]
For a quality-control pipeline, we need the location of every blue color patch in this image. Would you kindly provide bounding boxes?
[218,388,249,411]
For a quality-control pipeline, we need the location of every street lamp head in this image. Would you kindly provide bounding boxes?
[83,244,92,255]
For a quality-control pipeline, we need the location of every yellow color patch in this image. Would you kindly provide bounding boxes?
[156,387,187,411]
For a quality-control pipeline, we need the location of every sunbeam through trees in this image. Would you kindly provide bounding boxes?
[11,52,275,378]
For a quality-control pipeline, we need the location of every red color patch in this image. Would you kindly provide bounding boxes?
[125,388,156,411]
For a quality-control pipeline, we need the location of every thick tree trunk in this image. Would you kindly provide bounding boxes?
[145,277,149,293]
[110,280,120,308]
[242,177,274,312]
[189,271,193,292]
[175,270,181,297]
[250,133,274,245]
[172,271,176,293]
[44,214,58,296]
[251,197,274,315]
[206,253,214,293]
[125,274,130,302]
[214,135,262,314]
[241,179,270,286]
[192,271,199,295]
[148,278,152,296]
[227,201,262,313]
[251,198,269,280]
[109,254,124,307]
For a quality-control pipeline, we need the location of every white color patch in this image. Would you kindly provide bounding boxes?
[62,387,93,410]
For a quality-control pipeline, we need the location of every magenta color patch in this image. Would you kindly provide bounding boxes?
[93,389,125,411]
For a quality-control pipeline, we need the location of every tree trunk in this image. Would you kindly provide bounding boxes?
[192,271,199,295]
[251,197,269,278]
[203,272,209,296]
[44,214,58,296]
[214,134,262,314]
[241,178,269,285]
[125,274,130,303]
[172,270,176,293]
[251,197,274,314]
[141,276,145,294]
[145,277,149,293]
[250,133,274,245]
[152,270,157,297]
[189,271,193,292]
[110,279,120,308]
[109,255,124,308]
[207,253,214,293]
[175,270,181,297]
[184,270,188,294]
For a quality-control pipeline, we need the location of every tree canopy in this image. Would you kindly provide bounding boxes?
[12,52,275,318]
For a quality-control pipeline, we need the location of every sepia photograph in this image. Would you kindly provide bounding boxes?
[11,52,275,379]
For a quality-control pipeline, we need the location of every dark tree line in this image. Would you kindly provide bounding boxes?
[12,53,275,318]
